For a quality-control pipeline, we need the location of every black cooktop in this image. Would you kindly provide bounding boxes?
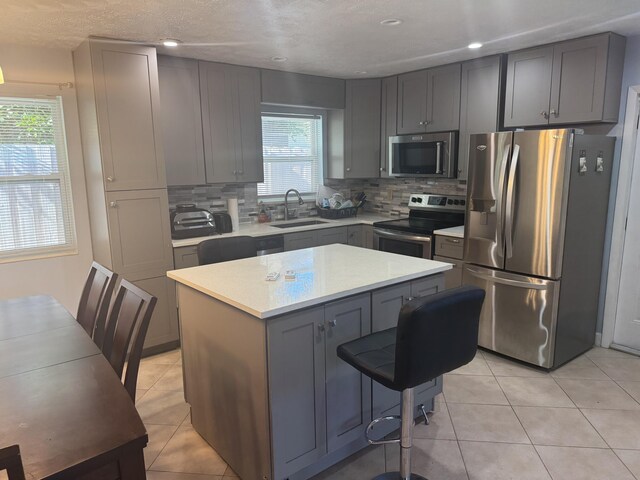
[374,210,464,236]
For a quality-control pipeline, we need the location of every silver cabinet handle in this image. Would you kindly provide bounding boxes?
[406,296,414,303]
[540,111,549,119]
[318,324,325,333]
[380,167,386,172]
[346,167,351,172]
[238,170,244,175]
[106,176,114,182]
[550,108,558,117]
[109,201,117,208]
[329,319,337,327]
[445,238,461,244]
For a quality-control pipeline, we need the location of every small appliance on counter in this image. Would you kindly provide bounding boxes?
[212,212,233,233]
[170,204,217,239]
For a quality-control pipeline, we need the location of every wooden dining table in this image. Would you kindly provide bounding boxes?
[0,295,148,479]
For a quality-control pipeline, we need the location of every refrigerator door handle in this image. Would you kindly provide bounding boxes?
[465,265,547,290]
[496,143,511,254]
[505,143,520,259]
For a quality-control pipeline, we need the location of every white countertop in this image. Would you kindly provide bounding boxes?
[171,213,391,248]
[167,244,451,319]
[433,225,465,238]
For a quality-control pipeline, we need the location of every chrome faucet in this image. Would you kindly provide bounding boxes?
[284,189,304,220]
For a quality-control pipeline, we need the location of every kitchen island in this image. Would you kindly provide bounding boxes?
[167,244,451,480]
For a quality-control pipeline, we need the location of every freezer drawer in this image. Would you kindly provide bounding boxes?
[463,264,560,368]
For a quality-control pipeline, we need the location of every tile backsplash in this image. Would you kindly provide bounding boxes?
[168,178,467,223]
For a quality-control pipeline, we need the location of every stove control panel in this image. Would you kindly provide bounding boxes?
[408,194,467,211]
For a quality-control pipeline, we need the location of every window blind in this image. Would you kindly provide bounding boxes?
[258,112,323,197]
[0,96,77,261]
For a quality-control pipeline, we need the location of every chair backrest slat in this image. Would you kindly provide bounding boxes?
[197,236,257,265]
[101,280,157,401]
[0,445,26,480]
[76,262,118,347]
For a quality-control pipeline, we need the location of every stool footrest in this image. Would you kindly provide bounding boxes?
[365,415,402,445]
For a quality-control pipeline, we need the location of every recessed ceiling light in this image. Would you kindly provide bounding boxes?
[468,42,483,49]
[380,18,403,26]
[271,56,288,62]
[162,39,181,47]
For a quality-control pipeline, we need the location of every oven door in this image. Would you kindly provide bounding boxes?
[373,228,432,259]
[389,132,456,178]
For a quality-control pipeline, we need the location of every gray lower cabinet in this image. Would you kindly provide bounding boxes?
[316,227,348,246]
[433,255,464,289]
[379,76,398,177]
[363,225,374,249]
[347,225,363,247]
[504,33,625,127]
[285,227,349,251]
[200,61,263,184]
[458,56,503,181]
[158,56,206,186]
[173,245,199,269]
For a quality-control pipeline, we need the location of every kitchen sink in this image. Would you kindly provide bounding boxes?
[270,220,329,229]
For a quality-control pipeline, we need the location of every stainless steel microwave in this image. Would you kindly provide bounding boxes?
[389,132,457,178]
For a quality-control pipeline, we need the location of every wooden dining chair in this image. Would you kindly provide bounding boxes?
[0,445,26,480]
[76,262,118,348]
[101,280,157,402]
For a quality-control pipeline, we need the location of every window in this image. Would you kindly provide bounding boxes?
[0,96,76,261]
[259,109,324,197]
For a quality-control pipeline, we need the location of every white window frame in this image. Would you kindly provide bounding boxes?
[259,105,327,201]
[0,88,78,263]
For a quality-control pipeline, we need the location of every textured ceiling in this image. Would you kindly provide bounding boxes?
[2,0,640,78]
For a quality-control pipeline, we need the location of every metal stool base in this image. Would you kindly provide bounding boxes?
[372,472,428,480]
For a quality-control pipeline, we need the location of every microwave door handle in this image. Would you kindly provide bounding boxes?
[496,143,511,254]
[436,142,443,174]
[505,143,520,259]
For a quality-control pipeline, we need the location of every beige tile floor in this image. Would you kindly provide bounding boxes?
[137,346,640,480]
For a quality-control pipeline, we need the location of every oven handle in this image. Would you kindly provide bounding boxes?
[373,228,432,244]
[436,141,443,174]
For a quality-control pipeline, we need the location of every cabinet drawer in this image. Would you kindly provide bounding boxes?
[433,255,464,290]
[434,235,464,259]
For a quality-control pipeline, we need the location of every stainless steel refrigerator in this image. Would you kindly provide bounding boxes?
[462,129,614,368]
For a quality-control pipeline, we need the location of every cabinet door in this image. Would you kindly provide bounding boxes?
[344,79,381,178]
[411,275,444,298]
[433,255,464,289]
[549,35,609,124]
[284,231,317,251]
[426,63,461,132]
[200,61,238,184]
[459,56,502,180]
[135,275,179,350]
[173,246,200,269]
[316,227,348,246]
[234,66,264,183]
[106,189,173,279]
[347,225,363,247]
[371,283,412,421]
[504,46,554,127]
[363,225,374,249]
[90,42,166,191]
[380,76,398,178]
[261,70,346,109]
[158,56,206,186]
[325,294,371,452]
[397,70,428,134]
[268,307,327,479]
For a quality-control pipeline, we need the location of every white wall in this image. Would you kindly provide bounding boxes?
[0,44,93,312]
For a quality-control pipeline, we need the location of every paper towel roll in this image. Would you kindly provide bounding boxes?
[227,198,240,232]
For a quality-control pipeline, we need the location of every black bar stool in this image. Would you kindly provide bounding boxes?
[337,285,485,480]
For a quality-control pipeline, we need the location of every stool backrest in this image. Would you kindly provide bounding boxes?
[0,445,26,480]
[101,280,157,401]
[197,236,257,265]
[76,262,118,347]
[394,285,485,389]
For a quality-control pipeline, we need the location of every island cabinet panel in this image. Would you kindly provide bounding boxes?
[268,307,327,480]
[324,294,372,452]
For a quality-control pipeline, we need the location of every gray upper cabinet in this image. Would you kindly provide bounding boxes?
[458,56,503,180]
[504,46,554,127]
[343,79,382,179]
[426,63,461,132]
[261,70,345,109]
[200,61,263,184]
[379,76,398,177]
[158,56,206,186]
[85,41,167,191]
[504,33,625,127]
[397,64,461,134]
[397,70,428,134]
